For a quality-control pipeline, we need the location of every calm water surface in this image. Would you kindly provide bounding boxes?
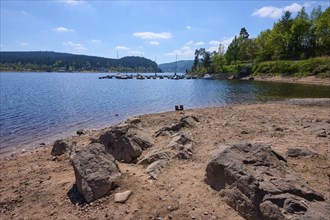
[1,72,329,154]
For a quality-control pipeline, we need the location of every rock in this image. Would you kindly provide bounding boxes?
[205,142,327,220]
[307,123,330,138]
[51,139,72,156]
[155,122,185,137]
[168,133,193,159]
[145,160,168,179]
[180,116,199,127]
[114,190,132,203]
[233,65,252,79]
[286,148,318,158]
[70,143,121,203]
[128,118,141,124]
[97,124,153,163]
[138,149,170,165]
[77,129,87,135]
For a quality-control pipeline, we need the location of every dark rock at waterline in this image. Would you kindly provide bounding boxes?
[70,143,121,203]
[233,65,252,79]
[51,139,72,156]
[97,124,153,163]
[76,129,87,135]
[205,142,328,220]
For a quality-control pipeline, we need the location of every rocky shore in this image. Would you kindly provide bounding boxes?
[1,99,329,219]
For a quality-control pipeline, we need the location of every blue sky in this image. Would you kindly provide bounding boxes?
[1,0,329,64]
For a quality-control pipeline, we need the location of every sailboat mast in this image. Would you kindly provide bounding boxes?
[174,54,177,76]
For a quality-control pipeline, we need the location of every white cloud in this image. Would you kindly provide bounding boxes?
[57,0,87,6]
[165,43,195,58]
[150,41,160,46]
[16,41,29,46]
[128,50,142,56]
[185,40,205,46]
[252,2,304,19]
[52,27,75,32]
[194,41,205,46]
[91,39,101,43]
[133,32,172,40]
[209,41,220,46]
[284,3,303,13]
[207,37,235,52]
[252,6,283,19]
[63,41,86,52]
[115,46,130,50]
[181,45,191,50]
[186,25,192,30]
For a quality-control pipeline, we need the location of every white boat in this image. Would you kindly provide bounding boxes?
[203,74,213,80]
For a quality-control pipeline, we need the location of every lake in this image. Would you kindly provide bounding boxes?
[1,72,329,155]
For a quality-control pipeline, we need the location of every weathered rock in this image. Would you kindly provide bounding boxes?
[168,133,193,159]
[205,142,328,220]
[180,116,199,127]
[286,148,318,157]
[114,190,132,203]
[145,159,168,179]
[70,143,121,203]
[127,117,141,124]
[307,122,330,138]
[51,139,72,156]
[97,124,153,163]
[138,149,170,165]
[155,122,185,137]
[76,129,87,135]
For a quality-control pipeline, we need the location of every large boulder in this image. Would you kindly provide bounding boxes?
[70,143,121,203]
[97,124,153,163]
[205,143,328,220]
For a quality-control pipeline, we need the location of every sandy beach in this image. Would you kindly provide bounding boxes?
[0,99,329,219]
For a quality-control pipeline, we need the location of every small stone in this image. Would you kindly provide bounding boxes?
[114,190,132,203]
[203,212,209,215]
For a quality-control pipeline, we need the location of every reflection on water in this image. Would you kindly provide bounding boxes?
[0,72,329,154]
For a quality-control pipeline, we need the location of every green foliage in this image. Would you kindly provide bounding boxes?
[189,5,329,78]
[253,57,330,76]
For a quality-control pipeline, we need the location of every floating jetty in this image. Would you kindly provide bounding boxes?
[99,74,199,80]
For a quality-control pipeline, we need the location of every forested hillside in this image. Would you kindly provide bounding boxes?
[190,6,330,77]
[0,51,160,72]
[159,60,194,73]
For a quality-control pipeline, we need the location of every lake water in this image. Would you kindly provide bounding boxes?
[1,72,329,155]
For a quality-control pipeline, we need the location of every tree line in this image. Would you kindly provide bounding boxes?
[0,51,160,73]
[191,6,330,75]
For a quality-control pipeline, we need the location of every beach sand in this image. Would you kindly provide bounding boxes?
[1,100,329,219]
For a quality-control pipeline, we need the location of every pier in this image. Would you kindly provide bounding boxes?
[99,74,199,80]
